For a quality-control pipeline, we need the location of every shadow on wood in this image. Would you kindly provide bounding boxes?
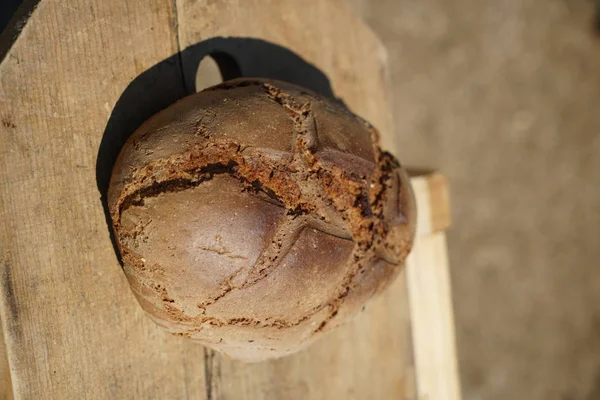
[95,37,335,264]
[0,0,39,62]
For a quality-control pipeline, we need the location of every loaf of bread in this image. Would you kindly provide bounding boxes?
[108,78,415,361]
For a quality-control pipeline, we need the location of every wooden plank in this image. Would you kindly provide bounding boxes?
[406,171,460,400]
[0,316,12,400]
[173,1,418,398]
[0,0,209,398]
[410,171,451,236]
[0,0,460,399]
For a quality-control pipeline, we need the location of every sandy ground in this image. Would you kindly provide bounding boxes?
[348,1,600,399]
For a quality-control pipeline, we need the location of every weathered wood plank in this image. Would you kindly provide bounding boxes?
[406,172,460,400]
[0,0,209,398]
[411,172,451,236]
[407,232,462,400]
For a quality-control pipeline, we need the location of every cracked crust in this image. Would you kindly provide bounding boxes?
[108,78,415,361]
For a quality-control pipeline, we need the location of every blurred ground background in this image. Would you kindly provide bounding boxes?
[347,1,600,399]
[2,1,600,399]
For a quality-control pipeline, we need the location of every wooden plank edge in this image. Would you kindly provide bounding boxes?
[405,233,461,400]
[409,171,451,237]
[406,169,460,399]
[0,314,13,400]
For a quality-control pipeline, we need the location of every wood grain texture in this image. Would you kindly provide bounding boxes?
[405,172,460,400]
[406,233,462,400]
[0,0,208,398]
[0,0,459,399]
[411,172,451,236]
[406,172,460,400]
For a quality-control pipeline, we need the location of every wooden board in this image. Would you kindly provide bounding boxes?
[0,1,460,399]
[0,315,12,400]
[407,173,461,400]
[0,1,208,399]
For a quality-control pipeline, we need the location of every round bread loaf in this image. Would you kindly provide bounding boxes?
[108,78,415,361]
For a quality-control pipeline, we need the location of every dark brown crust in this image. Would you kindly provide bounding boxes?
[108,78,415,361]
